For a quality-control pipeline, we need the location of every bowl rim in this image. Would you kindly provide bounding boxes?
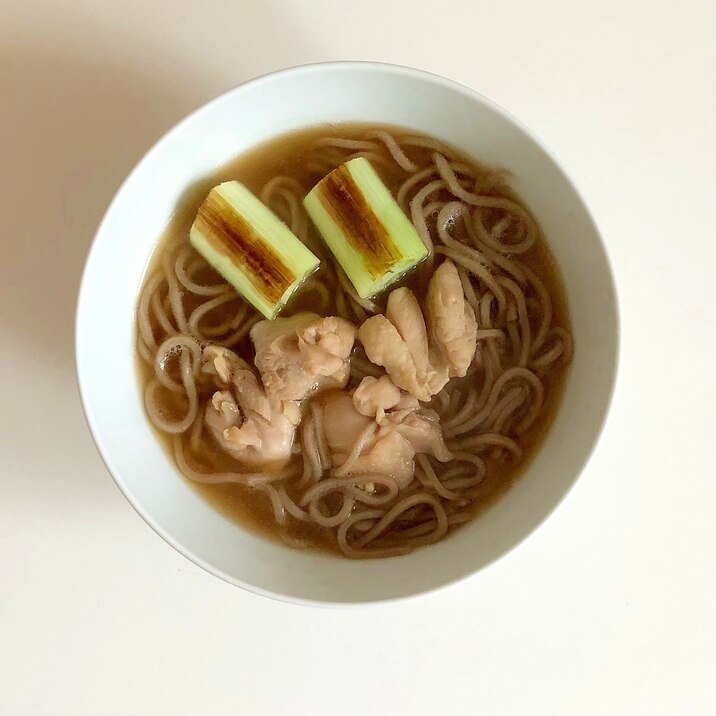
[75,60,621,607]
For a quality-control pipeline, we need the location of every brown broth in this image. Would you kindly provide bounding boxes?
[136,122,571,554]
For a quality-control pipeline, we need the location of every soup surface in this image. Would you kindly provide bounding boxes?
[136,123,573,557]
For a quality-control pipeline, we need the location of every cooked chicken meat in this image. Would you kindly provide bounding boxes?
[357,313,426,399]
[319,378,452,488]
[357,291,448,401]
[384,409,451,462]
[348,430,416,488]
[352,374,402,420]
[357,260,476,401]
[202,345,272,421]
[426,260,478,378]
[202,346,299,469]
[384,288,432,387]
[251,312,356,401]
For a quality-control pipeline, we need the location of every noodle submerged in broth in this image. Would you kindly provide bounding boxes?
[136,123,573,558]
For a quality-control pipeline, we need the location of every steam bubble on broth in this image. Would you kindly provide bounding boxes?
[135,123,573,558]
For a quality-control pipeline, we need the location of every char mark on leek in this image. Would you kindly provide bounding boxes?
[318,165,401,280]
[304,158,428,299]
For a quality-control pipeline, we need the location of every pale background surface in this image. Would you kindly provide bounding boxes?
[1,1,715,714]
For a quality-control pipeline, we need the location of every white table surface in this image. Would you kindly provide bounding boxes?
[2,1,715,714]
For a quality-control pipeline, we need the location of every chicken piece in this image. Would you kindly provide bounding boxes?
[357,314,427,399]
[348,430,416,488]
[426,260,478,378]
[352,375,402,420]
[251,312,356,401]
[357,261,478,400]
[319,385,452,488]
[202,345,272,421]
[358,294,448,401]
[386,288,431,384]
[322,391,415,487]
[388,288,453,395]
[386,408,452,462]
[352,374,426,420]
[321,391,373,454]
[202,346,299,469]
[204,391,298,469]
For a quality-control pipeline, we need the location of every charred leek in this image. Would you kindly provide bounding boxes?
[190,181,320,319]
[303,158,427,298]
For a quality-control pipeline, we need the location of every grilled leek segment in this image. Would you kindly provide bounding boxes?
[303,158,428,298]
[190,181,320,319]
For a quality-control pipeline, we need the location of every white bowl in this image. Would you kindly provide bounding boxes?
[76,62,618,605]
